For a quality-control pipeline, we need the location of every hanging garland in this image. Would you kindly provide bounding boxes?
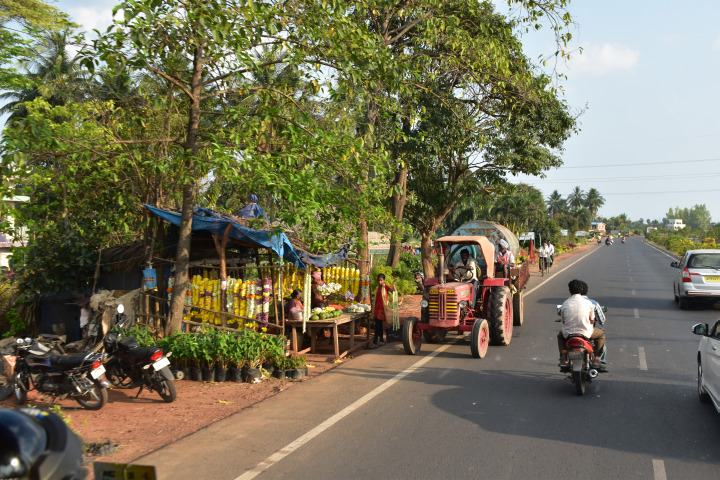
[302,271,311,333]
[392,290,400,331]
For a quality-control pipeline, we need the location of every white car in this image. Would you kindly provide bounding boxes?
[693,322,720,411]
[671,249,720,309]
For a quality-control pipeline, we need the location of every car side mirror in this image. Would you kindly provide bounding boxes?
[670,261,679,268]
[692,323,709,336]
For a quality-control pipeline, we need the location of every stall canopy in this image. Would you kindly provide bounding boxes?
[144,204,306,269]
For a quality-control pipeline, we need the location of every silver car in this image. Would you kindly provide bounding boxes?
[693,322,720,411]
[671,249,720,309]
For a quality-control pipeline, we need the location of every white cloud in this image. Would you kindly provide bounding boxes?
[68,6,116,34]
[562,43,640,77]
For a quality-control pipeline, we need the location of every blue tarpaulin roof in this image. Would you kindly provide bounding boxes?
[144,204,306,269]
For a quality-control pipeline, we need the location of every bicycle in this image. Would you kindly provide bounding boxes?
[539,256,549,276]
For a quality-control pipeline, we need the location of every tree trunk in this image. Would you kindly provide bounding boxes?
[420,231,435,279]
[356,214,371,304]
[166,43,204,336]
[386,128,409,268]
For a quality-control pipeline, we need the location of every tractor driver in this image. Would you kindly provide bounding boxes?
[495,239,515,278]
[451,249,479,307]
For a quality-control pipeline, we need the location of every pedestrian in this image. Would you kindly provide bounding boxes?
[370,273,396,348]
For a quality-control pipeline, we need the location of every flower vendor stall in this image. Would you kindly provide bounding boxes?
[142,205,371,356]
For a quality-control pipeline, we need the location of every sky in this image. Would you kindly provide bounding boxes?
[53,0,720,224]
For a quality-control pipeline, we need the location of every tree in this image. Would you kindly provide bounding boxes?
[546,190,565,218]
[584,187,605,221]
[566,186,585,213]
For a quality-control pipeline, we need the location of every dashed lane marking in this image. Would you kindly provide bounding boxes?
[652,459,667,480]
[634,308,639,318]
[632,289,636,296]
[639,347,648,370]
[524,246,601,297]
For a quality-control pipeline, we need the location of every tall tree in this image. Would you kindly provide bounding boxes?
[566,186,585,213]
[546,190,565,218]
[584,187,605,221]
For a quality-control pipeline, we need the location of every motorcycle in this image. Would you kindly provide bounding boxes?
[556,304,607,395]
[621,237,626,244]
[102,305,177,403]
[12,337,111,410]
[413,270,426,293]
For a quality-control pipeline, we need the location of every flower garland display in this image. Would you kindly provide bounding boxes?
[302,272,311,333]
[391,290,400,331]
[316,282,342,297]
[361,274,370,300]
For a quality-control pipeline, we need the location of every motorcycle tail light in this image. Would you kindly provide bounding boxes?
[149,350,163,362]
[92,360,102,370]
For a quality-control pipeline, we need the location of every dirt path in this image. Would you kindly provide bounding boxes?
[0,241,595,470]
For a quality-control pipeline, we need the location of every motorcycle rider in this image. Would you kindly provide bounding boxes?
[579,281,607,364]
[557,279,605,369]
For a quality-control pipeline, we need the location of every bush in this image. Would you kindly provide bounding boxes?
[370,264,416,296]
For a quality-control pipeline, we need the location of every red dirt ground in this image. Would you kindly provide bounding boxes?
[0,242,593,471]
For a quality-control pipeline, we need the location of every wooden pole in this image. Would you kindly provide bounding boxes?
[212,224,233,327]
[268,251,281,327]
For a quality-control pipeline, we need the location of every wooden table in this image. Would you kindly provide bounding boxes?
[286,312,370,359]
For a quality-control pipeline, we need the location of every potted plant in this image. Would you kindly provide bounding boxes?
[213,329,234,383]
[197,329,217,382]
[243,330,263,383]
[182,332,203,381]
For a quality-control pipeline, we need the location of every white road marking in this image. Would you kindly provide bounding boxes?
[639,347,648,370]
[634,308,639,318]
[630,277,634,282]
[632,289,636,296]
[644,241,679,260]
[236,343,454,480]
[652,459,667,480]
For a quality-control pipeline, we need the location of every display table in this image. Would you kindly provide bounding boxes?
[286,312,370,359]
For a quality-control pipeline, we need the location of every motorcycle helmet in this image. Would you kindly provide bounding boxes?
[0,407,84,480]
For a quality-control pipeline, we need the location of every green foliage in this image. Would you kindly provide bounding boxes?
[370,264,416,296]
[0,275,24,337]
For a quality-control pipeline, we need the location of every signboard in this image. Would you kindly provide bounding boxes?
[560,229,568,237]
[517,232,535,241]
[94,462,157,480]
[575,230,587,237]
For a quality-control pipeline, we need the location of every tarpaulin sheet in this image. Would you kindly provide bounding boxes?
[296,244,350,268]
[144,204,306,269]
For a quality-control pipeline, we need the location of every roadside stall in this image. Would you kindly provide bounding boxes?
[143,205,371,357]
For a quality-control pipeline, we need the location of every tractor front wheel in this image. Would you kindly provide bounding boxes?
[489,286,513,346]
[470,319,489,358]
[402,317,422,355]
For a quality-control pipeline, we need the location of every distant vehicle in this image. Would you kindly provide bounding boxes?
[670,249,720,309]
[692,322,720,411]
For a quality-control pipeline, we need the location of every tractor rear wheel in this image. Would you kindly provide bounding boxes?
[489,286,513,346]
[470,319,489,358]
[422,330,447,344]
[512,290,524,326]
[402,317,422,355]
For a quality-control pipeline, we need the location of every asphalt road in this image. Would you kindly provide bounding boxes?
[141,237,720,479]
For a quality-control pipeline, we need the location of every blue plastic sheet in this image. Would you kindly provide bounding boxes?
[144,205,306,269]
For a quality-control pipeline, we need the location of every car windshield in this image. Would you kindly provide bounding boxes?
[688,253,720,269]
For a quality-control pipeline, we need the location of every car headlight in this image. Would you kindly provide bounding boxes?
[421,300,429,308]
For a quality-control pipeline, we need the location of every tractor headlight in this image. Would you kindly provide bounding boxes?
[421,300,429,308]
[458,301,468,309]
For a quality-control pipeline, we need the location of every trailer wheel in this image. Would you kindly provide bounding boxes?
[402,317,422,355]
[470,319,489,358]
[489,286,513,346]
[512,290,524,326]
[422,330,447,344]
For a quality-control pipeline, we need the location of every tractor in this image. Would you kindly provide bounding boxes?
[403,235,529,358]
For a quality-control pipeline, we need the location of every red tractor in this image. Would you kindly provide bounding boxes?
[403,236,529,358]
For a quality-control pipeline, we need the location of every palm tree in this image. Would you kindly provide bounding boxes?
[546,190,565,218]
[584,188,605,221]
[566,186,585,213]
[0,29,87,125]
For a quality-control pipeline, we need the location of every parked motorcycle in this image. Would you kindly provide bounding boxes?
[103,305,176,403]
[12,337,111,410]
[413,270,426,293]
[556,304,607,395]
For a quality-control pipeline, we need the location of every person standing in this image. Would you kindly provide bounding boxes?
[370,273,396,348]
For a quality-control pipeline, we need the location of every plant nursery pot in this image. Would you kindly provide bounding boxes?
[181,367,191,380]
[229,368,244,382]
[215,367,227,383]
[272,369,286,380]
[291,368,304,380]
[190,366,203,382]
[245,368,262,383]
[202,367,216,382]
[303,367,309,377]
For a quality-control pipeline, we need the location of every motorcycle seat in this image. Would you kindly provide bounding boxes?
[49,352,91,370]
[118,342,155,360]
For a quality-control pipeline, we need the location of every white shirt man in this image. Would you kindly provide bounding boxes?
[548,242,555,257]
[560,294,595,338]
[539,243,549,258]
